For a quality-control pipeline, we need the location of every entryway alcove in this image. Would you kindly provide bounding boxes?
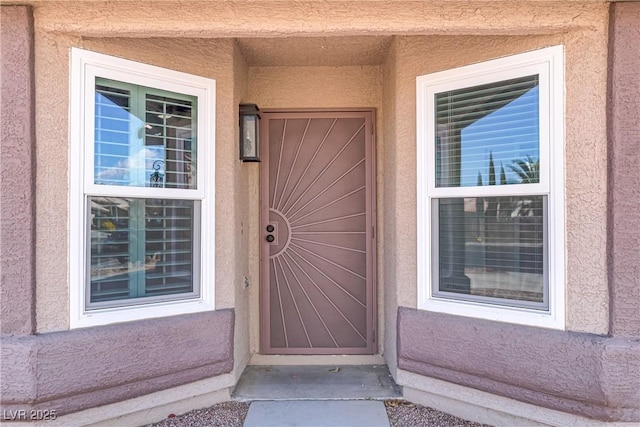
[239,36,390,360]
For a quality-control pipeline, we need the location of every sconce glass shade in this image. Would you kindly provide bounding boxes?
[239,104,261,162]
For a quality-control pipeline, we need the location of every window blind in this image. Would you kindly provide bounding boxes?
[89,197,197,303]
[145,94,196,189]
[95,85,132,186]
[435,195,546,305]
[94,81,196,189]
[435,75,540,188]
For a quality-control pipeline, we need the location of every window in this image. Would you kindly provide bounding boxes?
[70,48,215,328]
[417,46,565,329]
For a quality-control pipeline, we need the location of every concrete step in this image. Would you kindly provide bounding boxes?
[243,400,391,427]
[232,365,402,401]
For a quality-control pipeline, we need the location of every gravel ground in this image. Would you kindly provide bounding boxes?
[147,400,492,427]
[147,402,250,427]
[384,400,492,427]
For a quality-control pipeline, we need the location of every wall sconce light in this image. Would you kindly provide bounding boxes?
[239,103,261,162]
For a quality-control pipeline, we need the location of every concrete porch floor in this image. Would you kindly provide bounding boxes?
[243,400,391,427]
[231,365,403,401]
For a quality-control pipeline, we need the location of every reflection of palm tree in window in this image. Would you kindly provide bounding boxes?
[509,156,542,218]
[509,155,539,184]
[474,154,544,276]
[477,154,542,218]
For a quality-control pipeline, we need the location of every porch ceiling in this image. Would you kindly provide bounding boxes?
[237,36,392,66]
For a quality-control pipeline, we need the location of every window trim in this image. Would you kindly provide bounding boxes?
[416,45,565,329]
[69,48,216,329]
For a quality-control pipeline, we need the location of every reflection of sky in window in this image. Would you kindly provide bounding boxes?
[94,92,163,186]
[460,87,539,187]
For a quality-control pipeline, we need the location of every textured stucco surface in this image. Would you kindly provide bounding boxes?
[0,6,36,336]
[397,307,640,422]
[2,0,626,419]
[237,37,392,67]
[30,1,605,38]
[33,36,242,332]
[32,30,75,333]
[232,41,254,376]
[1,310,234,415]
[27,32,248,412]
[382,40,399,376]
[608,2,640,339]
[29,0,610,338]
[385,29,610,334]
[247,66,382,110]
[246,65,384,354]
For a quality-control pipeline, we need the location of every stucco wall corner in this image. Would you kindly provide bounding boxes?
[599,337,640,420]
[396,307,640,422]
[391,33,610,335]
[1,4,37,336]
[0,336,38,403]
[608,1,640,340]
[0,309,234,416]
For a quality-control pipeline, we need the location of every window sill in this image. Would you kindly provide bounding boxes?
[418,297,564,330]
[70,297,215,329]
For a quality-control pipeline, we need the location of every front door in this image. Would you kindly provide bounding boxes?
[260,110,376,354]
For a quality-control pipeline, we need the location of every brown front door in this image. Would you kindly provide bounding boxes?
[260,110,376,355]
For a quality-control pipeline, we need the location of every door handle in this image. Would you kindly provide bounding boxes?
[266,224,275,232]
[266,235,275,243]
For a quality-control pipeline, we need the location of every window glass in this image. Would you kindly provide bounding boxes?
[89,197,200,305]
[70,48,216,328]
[417,46,565,328]
[433,196,546,308]
[431,73,548,310]
[94,81,197,189]
[435,75,540,188]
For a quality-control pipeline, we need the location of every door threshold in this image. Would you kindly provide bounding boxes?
[250,354,385,366]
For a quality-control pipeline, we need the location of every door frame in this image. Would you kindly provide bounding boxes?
[259,108,377,355]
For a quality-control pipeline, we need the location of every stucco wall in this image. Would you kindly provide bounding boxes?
[608,2,640,339]
[397,308,640,422]
[382,40,399,375]
[247,66,382,110]
[385,29,610,334]
[27,0,610,341]
[2,0,628,421]
[246,65,385,354]
[33,35,242,332]
[31,1,606,38]
[0,5,36,336]
[0,15,241,415]
[232,41,254,376]
[2,310,234,415]
[390,8,640,421]
[7,31,243,414]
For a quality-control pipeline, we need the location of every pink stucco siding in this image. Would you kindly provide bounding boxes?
[0,1,638,423]
[0,5,36,336]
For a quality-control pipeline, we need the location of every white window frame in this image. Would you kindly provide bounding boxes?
[416,45,565,330]
[69,48,216,328]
